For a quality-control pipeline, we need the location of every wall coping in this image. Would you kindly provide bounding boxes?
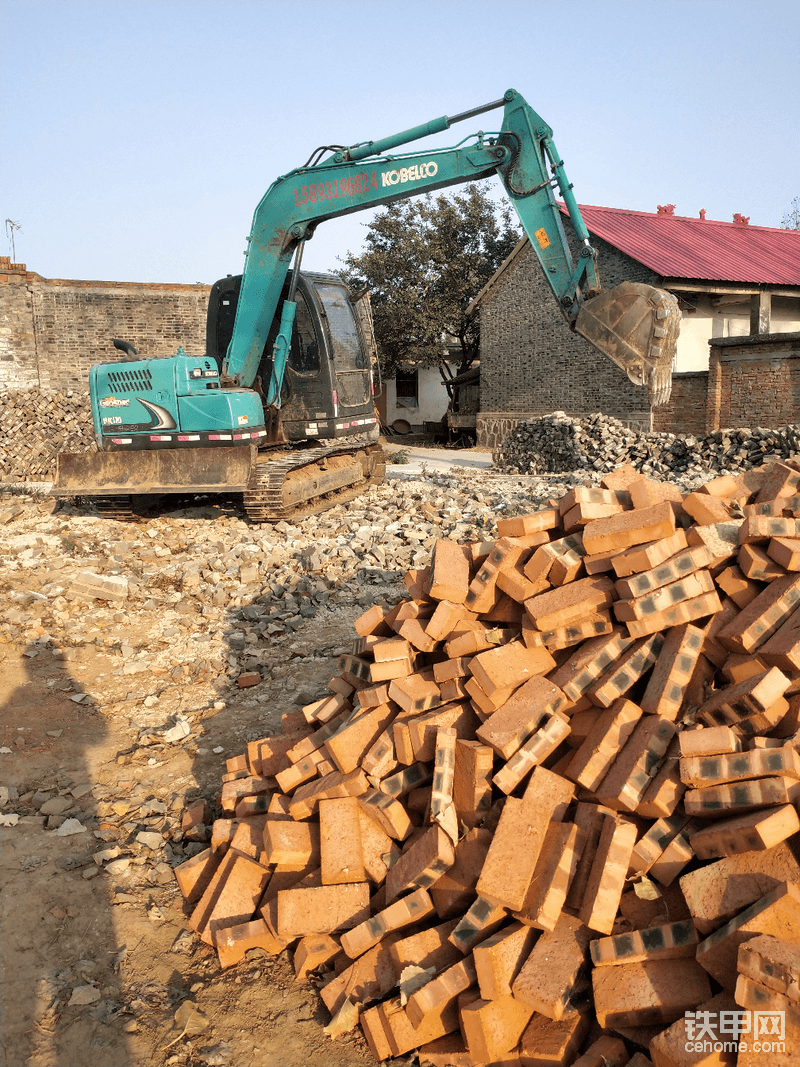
[0,267,211,292]
[709,332,800,349]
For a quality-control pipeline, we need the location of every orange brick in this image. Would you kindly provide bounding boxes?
[679,746,800,789]
[323,702,396,774]
[409,701,480,762]
[320,932,400,1016]
[696,881,800,989]
[582,501,676,556]
[452,738,494,827]
[564,802,615,913]
[357,787,413,841]
[262,819,319,869]
[460,995,534,1063]
[428,539,471,603]
[293,933,340,980]
[212,917,285,967]
[639,623,705,719]
[611,528,690,577]
[385,825,455,903]
[592,957,712,1028]
[496,508,560,538]
[689,804,800,860]
[518,1011,590,1067]
[174,847,223,905]
[569,1035,628,1067]
[389,673,442,714]
[738,933,800,1001]
[318,797,366,885]
[430,827,493,919]
[377,995,461,1057]
[354,603,394,636]
[590,919,698,966]
[628,813,692,877]
[768,536,800,571]
[564,697,642,791]
[448,896,508,953]
[340,886,435,959]
[524,575,616,632]
[739,542,786,581]
[683,492,737,525]
[276,882,370,937]
[473,921,538,1000]
[476,675,567,759]
[284,768,365,821]
[476,767,574,911]
[594,716,676,813]
[469,641,556,698]
[678,725,742,758]
[587,633,664,707]
[548,629,636,702]
[189,850,271,945]
[492,711,572,795]
[406,957,477,1028]
[578,814,637,934]
[390,918,462,974]
[512,913,592,1020]
[717,572,800,654]
[514,820,583,931]
[637,737,686,819]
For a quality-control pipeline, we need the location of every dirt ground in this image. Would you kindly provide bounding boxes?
[0,592,383,1067]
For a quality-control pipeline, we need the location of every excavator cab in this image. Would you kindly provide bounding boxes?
[207,271,378,444]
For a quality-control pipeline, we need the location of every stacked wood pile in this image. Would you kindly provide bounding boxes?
[175,460,800,1066]
[494,411,800,481]
[0,388,96,481]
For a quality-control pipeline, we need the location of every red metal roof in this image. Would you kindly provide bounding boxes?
[560,204,800,286]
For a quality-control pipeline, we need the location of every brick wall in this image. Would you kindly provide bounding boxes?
[0,258,210,392]
[707,333,800,431]
[477,225,656,447]
[652,371,709,435]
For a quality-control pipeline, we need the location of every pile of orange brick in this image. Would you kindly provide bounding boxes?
[174,460,800,1066]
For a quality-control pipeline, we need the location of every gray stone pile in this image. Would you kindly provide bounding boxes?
[0,471,561,692]
[0,388,96,482]
[493,411,800,481]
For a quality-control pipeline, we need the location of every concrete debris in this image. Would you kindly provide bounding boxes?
[495,410,800,480]
[53,818,88,837]
[68,984,102,1007]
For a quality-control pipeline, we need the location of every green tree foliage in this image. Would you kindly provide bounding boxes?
[781,196,800,229]
[340,183,521,378]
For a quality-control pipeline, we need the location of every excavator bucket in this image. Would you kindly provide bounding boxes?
[575,282,681,407]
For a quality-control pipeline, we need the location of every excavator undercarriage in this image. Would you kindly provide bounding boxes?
[55,439,386,523]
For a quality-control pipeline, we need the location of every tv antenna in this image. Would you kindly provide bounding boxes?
[5,219,22,262]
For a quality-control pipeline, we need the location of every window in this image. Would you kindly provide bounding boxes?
[288,293,320,375]
[395,368,418,408]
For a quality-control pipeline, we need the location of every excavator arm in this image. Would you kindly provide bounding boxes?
[224,88,679,406]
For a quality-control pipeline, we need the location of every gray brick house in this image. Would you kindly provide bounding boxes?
[468,206,800,448]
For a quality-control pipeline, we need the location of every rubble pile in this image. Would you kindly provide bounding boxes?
[175,459,800,1065]
[0,388,96,482]
[493,411,800,481]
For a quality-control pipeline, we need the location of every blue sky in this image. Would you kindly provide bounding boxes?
[2,0,798,284]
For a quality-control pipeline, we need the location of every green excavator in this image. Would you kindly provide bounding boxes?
[52,88,680,521]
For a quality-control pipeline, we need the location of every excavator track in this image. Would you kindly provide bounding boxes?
[91,494,137,521]
[243,441,386,522]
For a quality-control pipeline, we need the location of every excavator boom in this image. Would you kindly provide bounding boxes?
[226,88,679,405]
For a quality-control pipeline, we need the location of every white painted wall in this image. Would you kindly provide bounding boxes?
[382,364,457,429]
[673,294,800,372]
